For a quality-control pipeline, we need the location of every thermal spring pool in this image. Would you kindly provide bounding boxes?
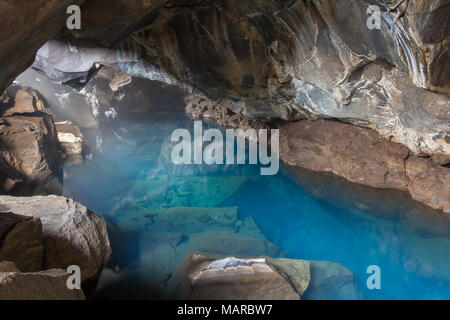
[58,114,450,300]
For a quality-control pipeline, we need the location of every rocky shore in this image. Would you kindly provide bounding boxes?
[0,195,111,299]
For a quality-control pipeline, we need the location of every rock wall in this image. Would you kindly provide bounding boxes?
[0,0,86,92]
[26,0,449,158]
[117,0,449,156]
[279,119,450,213]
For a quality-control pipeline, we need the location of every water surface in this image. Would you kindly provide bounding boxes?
[56,112,450,300]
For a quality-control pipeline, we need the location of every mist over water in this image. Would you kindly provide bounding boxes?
[58,113,449,300]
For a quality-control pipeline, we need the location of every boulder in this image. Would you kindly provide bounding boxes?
[0,85,59,191]
[0,261,84,300]
[0,195,112,284]
[0,85,47,116]
[0,113,60,190]
[168,253,303,300]
[0,211,43,272]
[169,253,359,300]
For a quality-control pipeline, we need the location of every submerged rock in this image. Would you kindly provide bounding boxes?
[0,261,84,300]
[111,206,286,295]
[0,195,112,285]
[303,260,361,300]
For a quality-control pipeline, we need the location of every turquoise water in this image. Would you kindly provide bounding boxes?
[60,114,450,300]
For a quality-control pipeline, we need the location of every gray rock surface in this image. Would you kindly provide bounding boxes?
[24,0,449,158]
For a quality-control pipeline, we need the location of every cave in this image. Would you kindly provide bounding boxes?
[0,0,449,302]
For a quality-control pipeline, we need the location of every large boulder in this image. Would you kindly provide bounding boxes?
[168,252,360,300]
[0,114,60,192]
[0,84,60,193]
[0,195,112,284]
[0,261,84,300]
[168,253,306,300]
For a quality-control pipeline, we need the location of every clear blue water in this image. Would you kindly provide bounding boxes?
[60,114,450,300]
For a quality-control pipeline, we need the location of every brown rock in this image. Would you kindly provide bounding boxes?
[0,261,19,272]
[0,195,112,284]
[168,253,301,300]
[267,257,311,296]
[0,263,84,300]
[75,0,165,46]
[279,119,450,214]
[0,85,47,116]
[279,119,410,190]
[0,211,43,272]
[0,114,60,188]
[406,157,450,213]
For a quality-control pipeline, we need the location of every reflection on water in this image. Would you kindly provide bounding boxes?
[59,112,449,300]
